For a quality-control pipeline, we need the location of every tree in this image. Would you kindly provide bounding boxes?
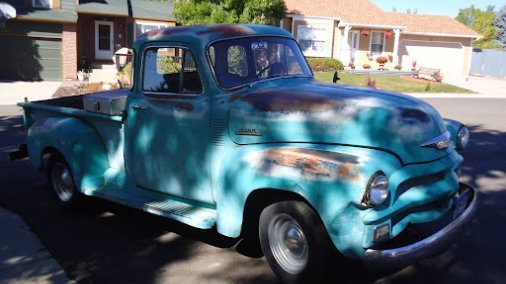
[456,5,501,49]
[174,0,286,25]
[496,5,506,47]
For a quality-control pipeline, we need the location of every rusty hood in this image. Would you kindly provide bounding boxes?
[228,79,450,164]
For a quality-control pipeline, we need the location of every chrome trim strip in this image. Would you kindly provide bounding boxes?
[364,183,477,266]
[421,130,451,149]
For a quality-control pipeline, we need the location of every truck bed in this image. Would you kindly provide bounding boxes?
[18,89,129,171]
[34,95,86,109]
[19,88,129,127]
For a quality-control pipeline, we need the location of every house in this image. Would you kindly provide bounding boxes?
[0,0,175,81]
[282,0,481,77]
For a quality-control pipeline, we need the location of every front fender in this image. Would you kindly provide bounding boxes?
[214,144,401,258]
[27,117,110,192]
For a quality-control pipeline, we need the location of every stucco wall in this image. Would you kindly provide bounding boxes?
[292,19,335,58]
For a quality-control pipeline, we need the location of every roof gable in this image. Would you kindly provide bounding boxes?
[285,0,480,37]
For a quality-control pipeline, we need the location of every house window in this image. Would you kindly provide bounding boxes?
[297,25,327,56]
[370,31,385,56]
[33,0,52,9]
[134,22,168,39]
[142,47,203,94]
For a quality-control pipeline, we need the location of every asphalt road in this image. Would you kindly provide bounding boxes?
[0,98,505,284]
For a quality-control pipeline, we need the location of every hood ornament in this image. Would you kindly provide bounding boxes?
[421,131,451,150]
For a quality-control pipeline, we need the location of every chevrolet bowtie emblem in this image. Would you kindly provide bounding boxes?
[421,131,451,150]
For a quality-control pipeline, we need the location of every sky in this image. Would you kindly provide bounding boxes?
[371,0,506,17]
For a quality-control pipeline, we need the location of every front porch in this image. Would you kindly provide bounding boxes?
[77,14,130,68]
[339,25,403,71]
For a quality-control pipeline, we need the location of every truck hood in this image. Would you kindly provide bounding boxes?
[228,79,449,164]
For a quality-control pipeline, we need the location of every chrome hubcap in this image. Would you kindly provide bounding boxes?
[268,214,308,274]
[51,163,74,202]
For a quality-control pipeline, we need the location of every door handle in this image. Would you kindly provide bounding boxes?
[130,104,148,111]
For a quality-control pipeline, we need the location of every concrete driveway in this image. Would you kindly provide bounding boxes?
[0,81,61,105]
[445,75,506,96]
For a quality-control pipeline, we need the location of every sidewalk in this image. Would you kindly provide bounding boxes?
[0,81,61,106]
[0,207,71,284]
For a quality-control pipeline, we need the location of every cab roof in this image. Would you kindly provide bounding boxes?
[134,24,293,52]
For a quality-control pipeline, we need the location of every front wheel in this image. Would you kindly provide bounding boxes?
[259,201,342,284]
[47,154,81,207]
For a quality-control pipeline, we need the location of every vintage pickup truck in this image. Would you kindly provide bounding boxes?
[11,24,476,283]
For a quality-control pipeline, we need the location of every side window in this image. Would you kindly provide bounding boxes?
[227,45,248,78]
[142,47,203,94]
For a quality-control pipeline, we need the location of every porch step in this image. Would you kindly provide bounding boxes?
[88,62,118,83]
[88,180,217,229]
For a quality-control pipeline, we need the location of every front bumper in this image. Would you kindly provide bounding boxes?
[363,183,477,267]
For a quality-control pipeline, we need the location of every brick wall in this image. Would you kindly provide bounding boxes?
[62,23,77,80]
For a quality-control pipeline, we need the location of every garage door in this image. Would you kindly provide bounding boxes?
[0,22,62,81]
[398,40,464,77]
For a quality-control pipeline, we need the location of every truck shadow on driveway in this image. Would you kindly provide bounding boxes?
[1,114,505,284]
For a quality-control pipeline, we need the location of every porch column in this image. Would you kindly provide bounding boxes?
[340,25,352,63]
[392,28,401,66]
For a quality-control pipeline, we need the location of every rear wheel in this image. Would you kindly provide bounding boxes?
[259,201,341,284]
[47,154,81,207]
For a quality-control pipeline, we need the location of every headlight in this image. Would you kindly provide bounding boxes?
[363,174,389,206]
[457,126,469,150]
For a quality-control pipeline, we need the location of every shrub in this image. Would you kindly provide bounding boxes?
[433,70,443,83]
[365,77,377,88]
[376,56,388,64]
[306,57,344,72]
[394,64,402,70]
[117,62,133,87]
[363,63,371,69]
[425,82,432,92]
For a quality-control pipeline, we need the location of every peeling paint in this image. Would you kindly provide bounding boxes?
[244,147,362,182]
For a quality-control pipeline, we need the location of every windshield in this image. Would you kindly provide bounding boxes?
[209,37,312,89]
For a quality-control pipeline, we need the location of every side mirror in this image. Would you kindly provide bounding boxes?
[332,71,341,83]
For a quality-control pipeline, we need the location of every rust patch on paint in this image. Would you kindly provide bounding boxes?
[240,89,345,112]
[175,103,194,111]
[227,93,242,103]
[196,25,256,37]
[145,26,187,38]
[244,147,361,182]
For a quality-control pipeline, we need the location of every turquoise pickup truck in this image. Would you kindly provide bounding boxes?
[12,24,476,283]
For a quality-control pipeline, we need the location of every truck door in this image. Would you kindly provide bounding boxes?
[124,45,213,204]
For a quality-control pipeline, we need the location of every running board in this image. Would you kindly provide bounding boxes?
[89,185,217,229]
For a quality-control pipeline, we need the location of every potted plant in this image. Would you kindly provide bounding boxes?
[376,56,388,70]
[361,29,370,36]
[77,70,84,81]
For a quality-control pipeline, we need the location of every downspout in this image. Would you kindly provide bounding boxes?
[127,0,134,48]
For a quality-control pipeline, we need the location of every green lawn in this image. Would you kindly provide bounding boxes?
[314,72,474,93]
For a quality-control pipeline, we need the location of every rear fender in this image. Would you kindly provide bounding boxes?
[27,117,110,192]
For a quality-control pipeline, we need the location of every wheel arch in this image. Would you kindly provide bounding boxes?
[241,188,310,238]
